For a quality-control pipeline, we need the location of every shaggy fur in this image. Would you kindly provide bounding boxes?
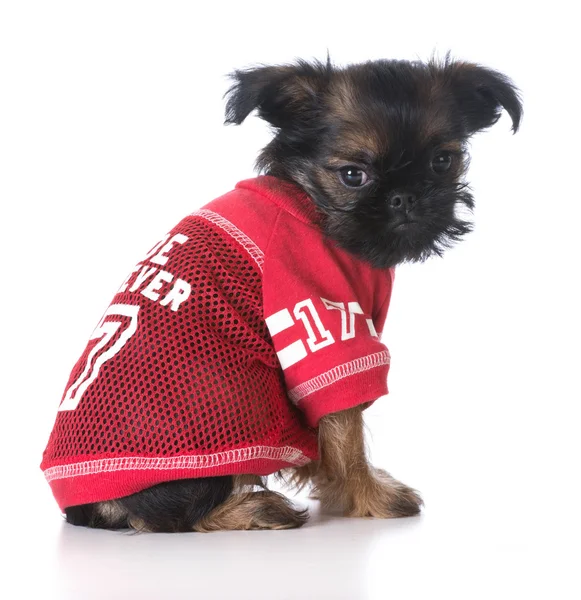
[65,476,233,533]
[193,489,309,532]
[225,55,521,268]
[65,56,521,532]
[279,406,422,518]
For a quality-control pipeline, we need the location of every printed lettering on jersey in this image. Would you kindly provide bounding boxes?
[265,296,378,370]
[117,233,192,312]
[59,233,194,412]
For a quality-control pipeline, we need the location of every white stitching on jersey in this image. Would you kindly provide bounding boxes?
[287,350,391,404]
[43,445,310,482]
[191,209,265,272]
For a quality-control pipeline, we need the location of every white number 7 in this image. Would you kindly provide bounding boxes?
[59,304,140,411]
[321,298,378,340]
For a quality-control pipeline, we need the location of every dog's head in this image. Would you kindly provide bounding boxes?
[225,56,522,269]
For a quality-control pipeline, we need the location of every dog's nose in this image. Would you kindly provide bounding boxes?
[388,191,416,211]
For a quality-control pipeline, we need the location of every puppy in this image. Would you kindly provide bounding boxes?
[41,56,522,532]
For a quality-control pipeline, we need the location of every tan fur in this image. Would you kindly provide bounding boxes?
[193,489,308,532]
[95,409,420,531]
[438,140,464,153]
[95,412,419,531]
[330,129,383,161]
[232,474,266,490]
[127,517,151,533]
[267,65,324,108]
[96,499,160,533]
[419,105,451,145]
[328,74,360,118]
[312,166,361,209]
[96,500,128,523]
[327,76,385,157]
[277,460,319,492]
[287,406,423,518]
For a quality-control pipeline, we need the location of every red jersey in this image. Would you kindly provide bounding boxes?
[41,176,394,510]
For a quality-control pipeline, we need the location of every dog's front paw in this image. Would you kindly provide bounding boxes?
[347,468,423,519]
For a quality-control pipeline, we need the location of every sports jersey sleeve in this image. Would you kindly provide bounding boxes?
[372,270,395,340]
[263,212,394,428]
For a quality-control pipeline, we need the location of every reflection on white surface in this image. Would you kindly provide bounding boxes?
[3,474,580,600]
[53,498,422,600]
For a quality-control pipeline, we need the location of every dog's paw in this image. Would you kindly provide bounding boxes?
[346,468,423,519]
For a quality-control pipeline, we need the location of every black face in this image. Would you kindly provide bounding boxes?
[225,57,522,268]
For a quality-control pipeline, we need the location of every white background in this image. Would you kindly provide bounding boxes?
[1,1,579,599]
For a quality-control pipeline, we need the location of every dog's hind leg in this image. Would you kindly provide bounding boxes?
[65,475,233,533]
[193,485,308,532]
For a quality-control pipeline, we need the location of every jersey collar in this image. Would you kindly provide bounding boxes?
[236,176,323,227]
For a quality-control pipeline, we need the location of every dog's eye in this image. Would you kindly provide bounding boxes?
[338,167,369,188]
[431,152,453,174]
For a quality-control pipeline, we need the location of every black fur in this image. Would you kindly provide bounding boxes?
[65,502,127,529]
[225,56,522,268]
[65,476,233,532]
[64,56,522,532]
[225,59,332,129]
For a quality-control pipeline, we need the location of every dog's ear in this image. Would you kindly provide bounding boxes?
[440,60,523,135]
[224,60,331,129]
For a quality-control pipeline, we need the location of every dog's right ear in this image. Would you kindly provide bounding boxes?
[224,60,331,129]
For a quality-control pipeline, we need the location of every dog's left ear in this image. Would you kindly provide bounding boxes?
[442,61,523,135]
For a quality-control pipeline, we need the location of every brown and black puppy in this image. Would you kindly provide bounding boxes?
[65,56,522,532]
